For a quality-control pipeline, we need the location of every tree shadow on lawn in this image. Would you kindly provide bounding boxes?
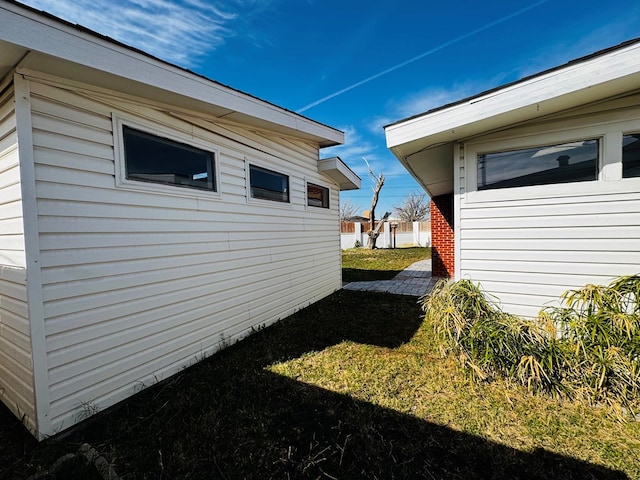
[1,290,629,479]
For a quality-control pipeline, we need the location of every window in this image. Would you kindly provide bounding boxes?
[477,139,599,190]
[307,183,329,208]
[122,126,216,192]
[249,164,289,202]
[623,133,640,178]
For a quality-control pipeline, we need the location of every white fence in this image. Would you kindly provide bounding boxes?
[341,221,431,250]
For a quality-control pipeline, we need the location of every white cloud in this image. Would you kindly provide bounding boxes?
[323,125,384,176]
[393,83,485,119]
[21,0,246,67]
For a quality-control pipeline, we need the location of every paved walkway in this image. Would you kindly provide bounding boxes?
[343,259,441,297]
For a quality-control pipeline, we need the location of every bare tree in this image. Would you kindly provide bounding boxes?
[339,198,361,222]
[363,158,390,249]
[394,191,430,221]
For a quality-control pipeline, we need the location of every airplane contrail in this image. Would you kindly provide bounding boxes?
[296,0,549,113]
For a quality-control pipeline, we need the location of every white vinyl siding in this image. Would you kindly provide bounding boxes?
[457,99,640,318]
[458,193,640,317]
[0,84,25,267]
[27,79,341,433]
[0,266,34,432]
[0,84,36,433]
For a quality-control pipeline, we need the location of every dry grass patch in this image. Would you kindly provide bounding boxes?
[269,310,640,479]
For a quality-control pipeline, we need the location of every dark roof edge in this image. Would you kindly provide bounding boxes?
[384,36,640,129]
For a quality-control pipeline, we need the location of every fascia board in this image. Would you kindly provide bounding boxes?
[0,2,343,146]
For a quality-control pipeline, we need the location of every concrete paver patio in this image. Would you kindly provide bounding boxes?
[342,259,441,297]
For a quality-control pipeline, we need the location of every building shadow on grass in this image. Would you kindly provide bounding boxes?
[342,268,403,282]
[0,290,629,479]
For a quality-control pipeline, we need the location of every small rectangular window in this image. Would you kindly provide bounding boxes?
[249,164,289,202]
[123,126,216,192]
[307,183,329,208]
[623,133,640,178]
[477,139,599,190]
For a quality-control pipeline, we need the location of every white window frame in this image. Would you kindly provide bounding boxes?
[245,158,293,208]
[305,179,331,210]
[113,114,221,198]
[463,117,640,203]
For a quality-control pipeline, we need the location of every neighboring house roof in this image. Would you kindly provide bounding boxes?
[0,0,343,149]
[385,37,640,197]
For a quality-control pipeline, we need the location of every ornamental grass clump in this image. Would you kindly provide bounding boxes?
[422,280,566,396]
[541,275,640,413]
[421,275,640,417]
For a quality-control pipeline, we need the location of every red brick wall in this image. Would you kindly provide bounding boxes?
[431,193,454,277]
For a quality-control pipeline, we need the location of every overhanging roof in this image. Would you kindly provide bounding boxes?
[318,157,361,191]
[385,37,640,197]
[0,1,343,148]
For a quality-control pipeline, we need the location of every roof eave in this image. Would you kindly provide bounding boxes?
[318,157,361,191]
[0,1,343,147]
[385,38,640,197]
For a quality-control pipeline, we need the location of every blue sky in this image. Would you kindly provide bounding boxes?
[20,0,640,216]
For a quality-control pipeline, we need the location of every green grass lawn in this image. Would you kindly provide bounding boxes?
[341,246,431,282]
[1,276,638,478]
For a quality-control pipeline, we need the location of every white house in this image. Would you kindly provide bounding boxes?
[0,2,360,439]
[386,38,640,318]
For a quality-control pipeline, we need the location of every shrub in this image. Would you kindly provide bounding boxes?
[421,276,640,418]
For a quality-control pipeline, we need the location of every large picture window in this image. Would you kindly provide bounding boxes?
[477,139,599,190]
[123,126,216,192]
[623,133,640,178]
[249,164,289,202]
[307,183,329,208]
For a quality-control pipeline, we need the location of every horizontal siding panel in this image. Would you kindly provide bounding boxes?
[43,247,329,321]
[0,199,23,220]
[31,113,113,147]
[33,147,115,176]
[0,132,18,156]
[50,273,339,416]
[30,96,113,132]
[29,82,113,117]
[0,164,20,189]
[0,217,26,235]
[460,225,640,240]
[29,80,343,435]
[0,263,35,433]
[0,325,31,368]
[461,197,640,217]
[462,189,640,209]
[462,269,619,289]
[461,211,640,229]
[40,230,230,251]
[462,248,640,263]
[461,259,637,277]
[0,145,18,171]
[0,355,35,413]
[32,129,114,160]
[40,239,338,293]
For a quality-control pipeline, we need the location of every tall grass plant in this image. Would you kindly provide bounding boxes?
[421,275,640,418]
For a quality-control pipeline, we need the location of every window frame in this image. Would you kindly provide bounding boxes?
[622,132,640,179]
[460,111,640,204]
[247,162,290,204]
[464,131,605,203]
[476,138,600,191]
[306,181,330,209]
[113,114,221,198]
